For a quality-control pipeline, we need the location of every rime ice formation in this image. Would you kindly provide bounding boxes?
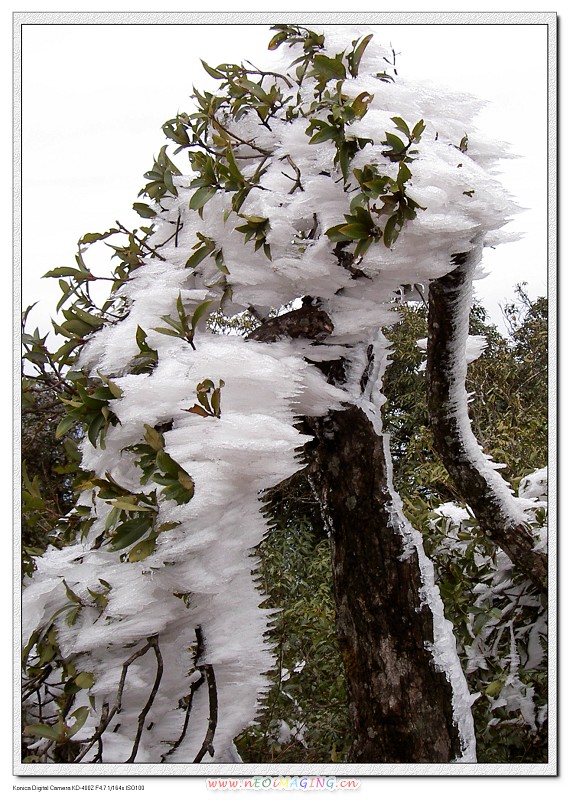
[23,25,520,763]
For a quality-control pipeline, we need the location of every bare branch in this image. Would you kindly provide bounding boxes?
[192,626,218,763]
[73,637,157,763]
[161,625,218,764]
[126,635,164,763]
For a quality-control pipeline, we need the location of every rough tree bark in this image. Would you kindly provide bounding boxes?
[427,253,547,594]
[250,308,465,763]
[303,407,462,763]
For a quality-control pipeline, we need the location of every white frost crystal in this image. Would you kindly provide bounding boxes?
[23,24,521,763]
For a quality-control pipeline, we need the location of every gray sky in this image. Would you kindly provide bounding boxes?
[19,16,550,336]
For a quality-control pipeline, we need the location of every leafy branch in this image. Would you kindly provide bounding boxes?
[184,379,225,419]
[55,371,122,449]
[126,422,195,506]
[235,215,272,260]
[154,293,214,349]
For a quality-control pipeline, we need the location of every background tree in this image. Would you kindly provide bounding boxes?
[21,309,85,576]
[383,286,547,502]
[382,290,548,762]
[20,25,547,766]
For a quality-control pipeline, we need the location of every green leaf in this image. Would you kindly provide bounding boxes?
[87,414,106,448]
[104,506,121,535]
[175,291,187,325]
[153,326,183,338]
[268,30,288,50]
[67,707,90,737]
[412,119,426,142]
[59,318,95,338]
[349,33,373,76]
[143,424,165,452]
[214,250,229,275]
[308,125,338,145]
[313,54,346,81]
[354,237,373,259]
[177,471,195,495]
[62,580,82,605]
[484,679,505,697]
[210,387,221,417]
[111,497,147,512]
[96,371,122,399]
[397,161,413,186]
[383,132,406,152]
[391,116,411,137]
[128,538,157,562]
[23,723,62,742]
[338,223,372,240]
[236,77,269,103]
[186,244,214,270]
[189,186,217,210]
[69,306,104,328]
[191,299,214,330]
[108,517,152,552]
[155,448,181,477]
[43,266,82,279]
[325,224,352,242]
[352,91,373,118]
[133,202,157,218]
[55,415,78,440]
[163,169,178,197]
[383,214,400,248]
[200,59,224,79]
[78,229,119,245]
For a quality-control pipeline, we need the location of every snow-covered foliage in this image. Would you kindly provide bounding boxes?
[429,468,547,758]
[22,25,520,764]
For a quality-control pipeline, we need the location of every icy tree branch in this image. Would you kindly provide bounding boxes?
[426,251,547,594]
[74,635,162,764]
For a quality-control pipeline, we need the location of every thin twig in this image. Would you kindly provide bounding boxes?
[126,635,163,763]
[280,155,304,193]
[161,625,219,763]
[73,637,157,763]
[192,626,218,763]
[114,222,166,262]
[212,118,271,156]
[242,61,294,88]
[160,673,205,762]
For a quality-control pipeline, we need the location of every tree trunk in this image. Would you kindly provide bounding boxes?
[304,406,462,763]
[427,253,547,594]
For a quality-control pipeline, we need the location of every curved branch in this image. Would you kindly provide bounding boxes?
[126,635,163,762]
[192,626,218,763]
[161,625,218,764]
[426,249,547,594]
[73,637,158,763]
[193,663,218,763]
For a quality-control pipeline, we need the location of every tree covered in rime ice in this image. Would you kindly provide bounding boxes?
[21,25,547,765]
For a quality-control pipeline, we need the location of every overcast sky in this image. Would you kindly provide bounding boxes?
[19,15,551,336]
